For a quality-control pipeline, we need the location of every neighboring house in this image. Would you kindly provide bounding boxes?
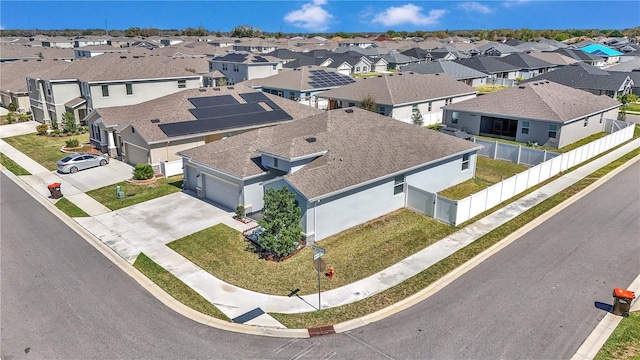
[232,40,278,54]
[317,72,477,125]
[497,53,557,80]
[0,59,60,112]
[381,50,420,70]
[160,38,184,46]
[521,62,633,98]
[401,59,488,86]
[41,38,73,48]
[74,38,108,48]
[107,37,131,48]
[579,43,623,65]
[549,48,606,68]
[240,65,356,109]
[73,45,128,58]
[442,80,621,148]
[471,42,522,57]
[320,52,388,75]
[527,52,580,67]
[27,54,202,125]
[85,85,322,163]
[454,56,521,85]
[208,52,282,85]
[606,58,640,95]
[337,38,375,48]
[178,107,482,241]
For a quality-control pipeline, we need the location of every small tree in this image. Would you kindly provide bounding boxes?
[132,163,154,180]
[258,187,302,259]
[235,204,246,219]
[62,112,77,133]
[360,95,377,113]
[7,103,17,112]
[411,108,424,126]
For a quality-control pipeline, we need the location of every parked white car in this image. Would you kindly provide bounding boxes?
[57,153,109,174]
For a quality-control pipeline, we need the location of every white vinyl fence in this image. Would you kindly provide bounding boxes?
[473,138,560,166]
[158,160,183,178]
[408,120,634,226]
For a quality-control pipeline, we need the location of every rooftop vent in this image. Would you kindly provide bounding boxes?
[409,72,414,74]
[398,73,403,75]
[518,86,526,89]
[545,81,550,83]
[199,88,207,92]
[120,56,127,59]
[435,73,440,76]
[150,119,160,124]
[213,87,221,91]
[227,86,235,90]
[345,108,354,113]
[305,137,317,143]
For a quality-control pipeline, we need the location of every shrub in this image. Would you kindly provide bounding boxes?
[235,204,245,219]
[52,128,61,135]
[36,123,49,135]
[65,139,79,148]
[6,112,15,124]
[18,113,30,122]
[62,112,76,133]
[7,103,17,112]
[133,163,154,180]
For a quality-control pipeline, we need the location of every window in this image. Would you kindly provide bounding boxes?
[600,113,604,124]
[583,118,588,127]
[178,80,186,88]
[521,121,530,134]
[272,64,277,70]
[462,153,470,171]
[233,64,239,72]
[92,124,101,141]
[428,102,432,112]
[273,157,279,167]
[452,111,459,124]
[101,85,109,97]
[445,98,452,105]
[378,106,385,115]
[548,124,558,138]
[393,174,405,195]
[126,83,133,95]
[348,102,355,107]
[356,66,360,72]
[412,104,418,112]
[222,63,228,71]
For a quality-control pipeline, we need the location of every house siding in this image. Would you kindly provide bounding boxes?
[88,78,201,109]
[149,137,205,164]
[406,153,477,193]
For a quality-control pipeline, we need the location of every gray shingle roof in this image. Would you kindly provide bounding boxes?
[400,59,487,80]
[606,57,640,72]
[180,107,481,200]
[521,62,631,91]
[238,65,355,91]
[0,59,65,93]
[444,80,620,123]
[316,72,476,105]
[497,53,556,70]
[454,56,521,74]
[93,85,323,143]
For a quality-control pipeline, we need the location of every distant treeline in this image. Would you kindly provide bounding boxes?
[1,25,638,41]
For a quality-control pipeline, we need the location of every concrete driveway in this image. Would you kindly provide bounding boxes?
[75,192,253,263]
[0,120,37,138]
[56,158,134,192]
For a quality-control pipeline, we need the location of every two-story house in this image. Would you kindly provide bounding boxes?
[208,52,282,85]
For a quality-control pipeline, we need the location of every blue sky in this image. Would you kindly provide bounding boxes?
[1,1,638,33]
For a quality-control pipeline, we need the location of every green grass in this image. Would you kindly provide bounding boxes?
[595,311,640,360]
[620,103,640,112]
[86,175,183,211]
[133,253,231,321]
[474,84,509,94]
[54,197,89,217]
[270,147,640,328]
[0,152,30,175]
[439,157,528,200]
[475,131,610,153]
[168,210,454,296]
[3,133,90,170]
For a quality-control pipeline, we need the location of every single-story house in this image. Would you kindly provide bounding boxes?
[85,85,322,165]
[178,107,482,241]
[317,72,477,125]
[401,59,488,86]
[442,80,621,148]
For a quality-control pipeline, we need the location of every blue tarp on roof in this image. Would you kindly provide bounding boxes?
[579,43,623,57]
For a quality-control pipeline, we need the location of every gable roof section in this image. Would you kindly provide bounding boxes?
[579,43,623,57]
[317,72,476,105]
[551,48,604,62]
[454,56,521,74]
[444,80,620,123]
[521,62,630,91]
[606,57,640,72]
[527,52,580,66]
[400,59,487,80]
[180,107,481,200]
[497,53,556,70]
[239,66,355,91]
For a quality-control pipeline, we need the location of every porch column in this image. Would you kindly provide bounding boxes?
[107,130,117,157]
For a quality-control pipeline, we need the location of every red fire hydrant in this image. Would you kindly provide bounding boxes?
[328,266,334,280]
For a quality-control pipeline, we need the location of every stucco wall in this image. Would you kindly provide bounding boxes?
[89,78,200,108]
[149,137,205,164]
[406,153,477,193]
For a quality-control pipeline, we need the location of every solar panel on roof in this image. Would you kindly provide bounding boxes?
[252,56,269,63]
[190,102,264,119]
[159,110,292,137]
[238,92,270,103]
[217,53,247,62]
[188,95,239,108]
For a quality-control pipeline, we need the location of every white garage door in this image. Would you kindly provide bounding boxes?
[203,173,239,209]
[184,165,198,191]
[125,143,148,166]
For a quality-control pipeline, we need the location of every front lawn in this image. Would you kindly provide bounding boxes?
[620,103,640,113]
[168,209,454,296]
[0,152,31,175]
[439,157,528,200]
[3,133,90,170]
[86,175,183,211]
[595,311,640,360]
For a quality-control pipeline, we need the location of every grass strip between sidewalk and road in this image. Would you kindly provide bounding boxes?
[86,175,183,211]
[133,253,231,322]
[54,198,89,218]
[3,133,90,171]
[0,152,31,175]
[594,311,640,360]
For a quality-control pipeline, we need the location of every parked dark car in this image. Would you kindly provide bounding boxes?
[57,153,109,173]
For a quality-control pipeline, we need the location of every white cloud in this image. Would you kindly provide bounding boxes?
[503,0,530,8]
[371,4,446,27]
[458,2,492,14]
[284,0,333,32]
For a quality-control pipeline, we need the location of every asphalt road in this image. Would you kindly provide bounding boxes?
[1,160,639,359]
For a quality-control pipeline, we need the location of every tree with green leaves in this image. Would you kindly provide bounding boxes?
[231,24,260,38]
[411,108,424,126]
[62,112,76,133]
[360,95,377,113]
[258,187,302,259]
